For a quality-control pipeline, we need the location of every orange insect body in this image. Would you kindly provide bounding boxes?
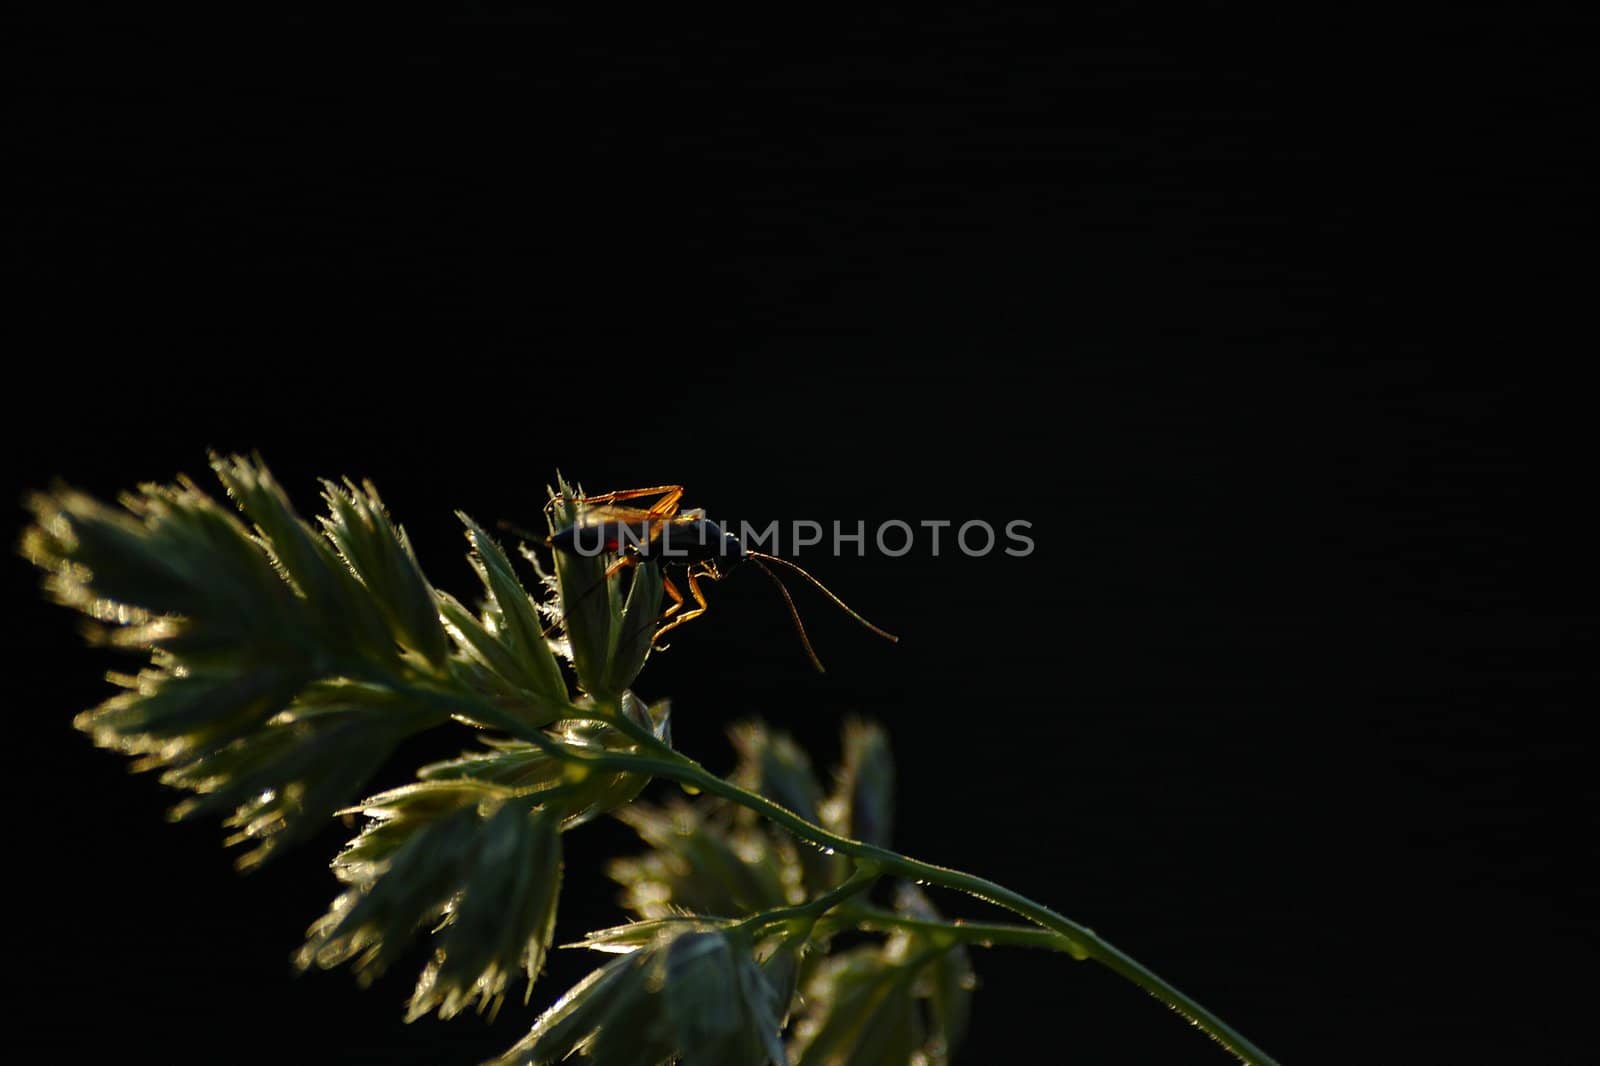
[546,485,896,672]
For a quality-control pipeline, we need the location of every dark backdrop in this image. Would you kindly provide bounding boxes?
[7,9,1593,1064]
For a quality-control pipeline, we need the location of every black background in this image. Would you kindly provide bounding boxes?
[6,9,1594,1064]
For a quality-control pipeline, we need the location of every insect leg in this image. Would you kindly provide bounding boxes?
[652,564,714,642]
[661,572,686,619]
[550,485,686,518]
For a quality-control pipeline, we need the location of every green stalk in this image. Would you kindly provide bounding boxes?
[835,906,1070,953]
[428,689,1278,1066]
[735,861,881,939]
[589,702,1281,1066]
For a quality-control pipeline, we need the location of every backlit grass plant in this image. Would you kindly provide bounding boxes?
[22,454,1277,1065]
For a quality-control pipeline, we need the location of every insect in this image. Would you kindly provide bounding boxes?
[544,484,897,672]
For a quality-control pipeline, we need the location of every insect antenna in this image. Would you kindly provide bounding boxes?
[496,518,548,544]
[749,559,826,672]
[745,551,900,644]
